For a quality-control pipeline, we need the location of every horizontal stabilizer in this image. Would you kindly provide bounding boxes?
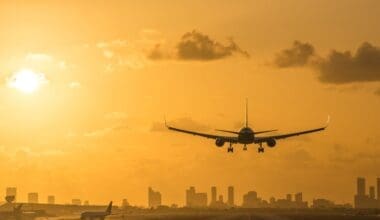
[254,129,277,134]
[215,129,239,134]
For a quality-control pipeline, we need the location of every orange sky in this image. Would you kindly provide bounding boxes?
[0,0,380,206]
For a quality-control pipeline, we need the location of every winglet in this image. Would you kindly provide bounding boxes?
[325,115,331,128]
[164,115,168,127]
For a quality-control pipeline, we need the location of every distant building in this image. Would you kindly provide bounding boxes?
[354,177,378,208]
[377,178,380,200]
[242,191,262,208]
[369,186,375,199]
[72,199,82,206]
[148,187,162,208]
[83,200,89,206]
[28,193,39,204]
[186,187,207,208]
[211,186,217,205]
[227,186,234,207]
[286,194,292,202]
[312,198,335,208]
[357,177,366,196]
[122,199,130,208]
[5,187,17,203]
[47,195,55,204]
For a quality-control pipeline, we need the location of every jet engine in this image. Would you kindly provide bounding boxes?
[215,138,225,147]
[266,138,276,147]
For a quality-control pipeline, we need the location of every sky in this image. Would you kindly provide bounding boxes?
[0,0,380,206]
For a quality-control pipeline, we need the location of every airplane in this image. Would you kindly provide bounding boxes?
[80,201,112,220]
[0,204,22,220]
[165,101,329,153]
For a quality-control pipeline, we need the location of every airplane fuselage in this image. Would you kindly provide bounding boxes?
[238,127,255,144]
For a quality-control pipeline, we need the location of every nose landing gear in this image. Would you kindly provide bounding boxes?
[258,143,265,153]
[227,142,234,153]
[243,144,247,151]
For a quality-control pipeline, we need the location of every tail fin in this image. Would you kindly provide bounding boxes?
[13,204,23,214]
[245,98,248,127]
[106,201,112,214]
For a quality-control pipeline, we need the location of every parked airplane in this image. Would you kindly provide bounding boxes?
[166,101,329,153]
[80,201,112,220]
[0,204,22,220]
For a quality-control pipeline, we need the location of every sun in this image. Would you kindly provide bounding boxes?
[7,69,48,93]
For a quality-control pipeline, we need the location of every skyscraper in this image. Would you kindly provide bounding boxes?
[369,186,375,199]
[227,186,234,207]
[295,192,303,203]
[357,177,366,196]
[28,193,39,204]
[286,194,292,201]
[148,187,162,208]
[377,177,380,200]
[186,187,207,208]
[5,187,17,203]
[211,186,217,204]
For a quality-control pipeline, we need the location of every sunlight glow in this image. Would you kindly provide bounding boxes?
[7,69,48,93]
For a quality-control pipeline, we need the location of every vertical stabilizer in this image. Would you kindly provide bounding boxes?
[106,201,113,214]
[245,98,248,127]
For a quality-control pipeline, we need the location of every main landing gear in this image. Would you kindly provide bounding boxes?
[258,143,265,153]
[243,144,247,151]
[227,143,234,153]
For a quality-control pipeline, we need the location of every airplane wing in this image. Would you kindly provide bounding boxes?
[166,124,238,143]
[255,116,330,143]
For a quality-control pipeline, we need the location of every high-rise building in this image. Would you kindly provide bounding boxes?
[295,192,302,203]
[218,195,224,203]
[28,193,39,204]
[369,186,375,199]
[211,186,217,204]
[148,187,162,208]
[357,177,366,196]
[5,187,17,203]
[186,187,207,208]
[286,194,292,201]
[377,177,380,200]
[242,191,260,208]
[47,195,55,204]
[227,186,234,207]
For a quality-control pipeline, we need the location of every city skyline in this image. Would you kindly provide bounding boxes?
[3,177,379,208]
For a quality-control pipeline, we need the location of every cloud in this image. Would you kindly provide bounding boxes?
[274,41,315,67]
[147,44,167,60]
[151,117,211,132]
[68,81,81,89]
[176,30,249,60]
[94,40,146,72]
[315,42,380,84]
[104,112,128,120]
[25,53,53,62]
[84,125,128,138]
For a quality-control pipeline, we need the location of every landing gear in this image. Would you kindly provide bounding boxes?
[227,143,234,153]
[258,143,264,153]
[243,144,247,151]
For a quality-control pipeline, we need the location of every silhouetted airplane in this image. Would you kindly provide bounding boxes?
[80,201,112,220]
[166,100,329,153]
[0,204,22,220]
